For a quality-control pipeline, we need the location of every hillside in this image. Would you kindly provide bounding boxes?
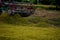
[34,8,60,19]
[0,9,60,26]
[0,9,60,40]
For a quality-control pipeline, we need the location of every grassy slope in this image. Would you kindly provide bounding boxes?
[35,9,60,27]
[0,15,52,27]
[0,10,60,40]
[0,24,60,40]
[0,15,60,40]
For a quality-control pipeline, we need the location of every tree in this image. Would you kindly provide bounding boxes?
[56,0,60,10]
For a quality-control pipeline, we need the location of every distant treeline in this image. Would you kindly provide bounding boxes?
[17,0,60,10]
[18,0,59,6]
[3,0,60,6]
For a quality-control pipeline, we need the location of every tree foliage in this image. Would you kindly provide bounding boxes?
[3,0,60,6]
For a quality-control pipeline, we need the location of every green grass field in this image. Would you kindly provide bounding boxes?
[0,9,60,40]
[0,15,60,40]
[0,24,60,40]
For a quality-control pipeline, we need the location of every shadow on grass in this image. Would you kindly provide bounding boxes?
[0,15,51,27]
[0,37,15,40]
[1,14,59,27]
[0,36,24,40]
[47,18,60,27]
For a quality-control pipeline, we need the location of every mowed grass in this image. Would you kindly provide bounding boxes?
[0,24,60,40]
